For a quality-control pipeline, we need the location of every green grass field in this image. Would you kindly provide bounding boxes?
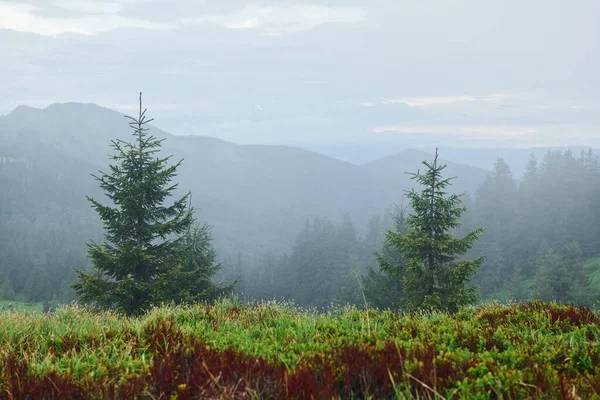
[0,299,44,312]
[0,299,599,399]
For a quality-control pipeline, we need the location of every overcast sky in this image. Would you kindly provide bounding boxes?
[0,0,599,148]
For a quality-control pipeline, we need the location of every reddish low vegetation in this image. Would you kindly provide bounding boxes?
[1,301,599,399]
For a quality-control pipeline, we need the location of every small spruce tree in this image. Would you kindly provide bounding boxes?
[535,240,587,305]
[1,274,15,301]
[24,265,49,303]
[73,93,225,315]
[364,205,408,310]
[385,149,485,312]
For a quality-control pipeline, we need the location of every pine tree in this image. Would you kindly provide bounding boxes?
[24,265,49,302]
[1,274,15,301]
[72,94,223,315]
[472,158,517,298]
[513,153,542,282]
[231,250,244,295]
[387,149,485,312]
[364,204,408,310]
[535,241,587,305]
[172,223,231,303]
[377,204,408,277]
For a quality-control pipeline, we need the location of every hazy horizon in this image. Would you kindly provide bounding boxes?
[1,0,599,149]
[4,100,598,172]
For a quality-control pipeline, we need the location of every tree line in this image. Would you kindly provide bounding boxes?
[222,151,600,310]
[1,96,599,314]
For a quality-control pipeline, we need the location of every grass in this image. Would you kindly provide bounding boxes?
[0,299,44,313]
[0,299,599,399]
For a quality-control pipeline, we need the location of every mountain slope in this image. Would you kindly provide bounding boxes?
[362,149,488,196]
[0,103,489,260]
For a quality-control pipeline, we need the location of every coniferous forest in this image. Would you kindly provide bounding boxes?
[229,149,600,310]
[1,115,599,310]
[2,0,600,396]
[1,100,600,398]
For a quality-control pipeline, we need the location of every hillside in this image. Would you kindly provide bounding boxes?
[0,102,489,260]
[2,102,600,311]
[302,143,599,177]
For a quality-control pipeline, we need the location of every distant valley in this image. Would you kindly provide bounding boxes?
[0,103,490,257]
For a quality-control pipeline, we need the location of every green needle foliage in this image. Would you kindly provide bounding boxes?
[384,149,485,313]
[73,93,226,315]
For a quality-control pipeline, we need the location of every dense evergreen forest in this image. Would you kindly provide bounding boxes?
[1,105,599,309]
[223,149,600,309]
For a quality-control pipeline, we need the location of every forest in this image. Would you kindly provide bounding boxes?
[2,112,600,395]
[227,149,600,310]
[2,0,599,396]
[1,102,599,311]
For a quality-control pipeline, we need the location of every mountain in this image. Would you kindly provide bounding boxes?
[0,103,489,278]
[362,149,487,194]
[301,143,598,177]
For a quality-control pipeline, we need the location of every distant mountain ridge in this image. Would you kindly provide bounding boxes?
[0,102,489,258]
[300,143,598,177]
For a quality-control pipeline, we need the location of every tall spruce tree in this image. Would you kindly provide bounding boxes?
[472,159,517,297]
[534,240,587,305]
[364,205,408,310]
[385,149,485,312]
[73,94,224,315]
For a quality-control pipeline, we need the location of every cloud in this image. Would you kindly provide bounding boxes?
[0,1,174,35]
[17,0,151,18]
[568,104,600,110]
[254,104,264,112]
[183,4,366,35]
[371,124,537,139]
[107,103,184,111]
[52,0,123,15]
[381,94,513,108]
[382,95,476,107]
[0,1,597,148]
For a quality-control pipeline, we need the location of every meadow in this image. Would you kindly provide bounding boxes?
[0,299,43,313]
[0,299,599,399]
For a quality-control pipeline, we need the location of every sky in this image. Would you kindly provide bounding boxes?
[0,0,599,148]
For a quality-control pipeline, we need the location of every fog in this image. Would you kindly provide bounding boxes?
[1,1,599,310]
[1,0,599,150]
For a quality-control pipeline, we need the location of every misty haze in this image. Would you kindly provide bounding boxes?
[1,1,599,398]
